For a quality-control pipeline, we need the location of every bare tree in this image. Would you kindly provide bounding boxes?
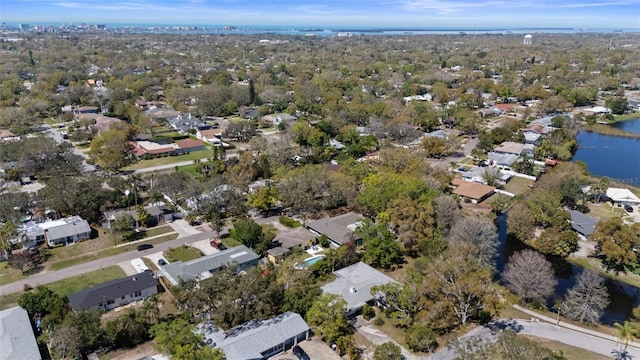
[433,194,459,233]
[9,251,32,274]
[503,250,557,304]
[449,216,498,268]
[562,269,609,325]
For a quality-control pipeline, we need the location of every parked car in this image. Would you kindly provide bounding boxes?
[457,167,468,172]
[137,244,153,251]
[624,204,634,213]
[292,345,310,360]
[157,258,167,266]
[28,247,39,255]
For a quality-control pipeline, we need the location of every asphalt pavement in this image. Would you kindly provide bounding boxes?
[0,230,215,296]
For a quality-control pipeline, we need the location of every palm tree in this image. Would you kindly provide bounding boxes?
[141,294,163,326]
[614,321,637,352]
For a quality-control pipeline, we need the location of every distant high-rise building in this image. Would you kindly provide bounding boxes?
[19,24,29,31]
[524,34,532,45]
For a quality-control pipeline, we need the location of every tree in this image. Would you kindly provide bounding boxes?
[355,219,404,269]
[18,285,68,330]
[386,196,438,257]
[105,308,149,348]
[8,250,31,274]
[421,136,449,158]
[306,293,350,344]
[423,242,497,326]
[536,229,578,258]
[449,216,499,269]
[51,310,105,358]
[405,324,438,353]
[231,218,269,254]
[562,270,609,325]
[613,321,638,353]
[433,194,459,233]
[150,317,206,357]
[371,282,425,327]
[246,185,278,212]
[605,97,628,115]
[592,217,640,272]
[88,126,134,172]
[503,250,557,304]
[374,342,402,360]
[112,213,135,242]
[0,220,17,255]
[506,202,536,242]
[452,330,566,360]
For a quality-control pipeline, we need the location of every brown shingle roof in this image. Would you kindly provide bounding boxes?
[176,139,204,150]
[452,181,495,200]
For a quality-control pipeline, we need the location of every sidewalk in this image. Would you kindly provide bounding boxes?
[512,304,640,350]
[114,230,178,248]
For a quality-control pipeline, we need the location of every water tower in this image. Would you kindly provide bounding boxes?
[524,34,532,45]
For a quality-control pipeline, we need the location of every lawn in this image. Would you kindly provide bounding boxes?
[587,202,627,222]
[176,163,202,179]
[0,266,126,310]
[164,245,204,262]
[122,149,212,171]
[503,176,535,196]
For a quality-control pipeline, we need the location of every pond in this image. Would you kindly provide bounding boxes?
[496,214,640,325]
[572,120,640,185]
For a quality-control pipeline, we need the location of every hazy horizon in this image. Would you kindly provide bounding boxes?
[2,0,639,30]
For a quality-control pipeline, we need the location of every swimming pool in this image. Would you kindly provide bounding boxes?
[304,254,326,266]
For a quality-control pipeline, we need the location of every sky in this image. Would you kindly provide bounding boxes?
[1,0,639,30]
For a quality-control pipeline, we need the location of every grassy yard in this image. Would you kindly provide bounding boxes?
[164,245,204,262]
[0,233,178,285]
[503,176,535,196]
[0,266,125,310]
[587,202,628,222]
[176,163,202,179]
[122,149,212,171]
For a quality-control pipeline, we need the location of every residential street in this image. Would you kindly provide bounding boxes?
[0,230,215,296]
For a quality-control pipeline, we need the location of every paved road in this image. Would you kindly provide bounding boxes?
[132,153,239,174]
[429,317,640,360]
[0,230,215,296]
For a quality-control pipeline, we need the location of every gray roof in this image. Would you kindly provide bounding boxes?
[0,306,42,360]
[161,245,259,285]
[569,210,596,237]
[45,217,91,240]
[487,152,518,167]
[199,312,309,360]
[306,212,364,246]
[273,226,315,249]
[67,271,157,310]
[321,262,397,314]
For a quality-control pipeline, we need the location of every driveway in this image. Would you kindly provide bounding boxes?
[144,251,168,267]
[189,239,220,256]
[270,338,341,360]
[168,219,202,238]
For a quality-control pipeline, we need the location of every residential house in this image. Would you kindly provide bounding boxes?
[451,178,496,204]
[628,100,640,112]
[522,130,542,145]
[196,127,225,146]
[402,94,432,103]
[145,205,174,225]
[74,113,125,133]
[321,262,397,316]
[487,152,518,169]
[606,187,640,205]
[73,106,99,116]
[67,271,158,312]
[525,123,554,136]
[261,113,297,127]
[0,306,42,360]
[159,245,259,286]
[199,312,310,360]
[130,139,205,160]
[20,216,91,247]
[0,129,19,142]
[267,227,316,264]
[493,141,526,156]
[145,107,180,121]
[461,167,511,186]
[306,212,365,248]
[165,113,204,133]
[569,210,596,237]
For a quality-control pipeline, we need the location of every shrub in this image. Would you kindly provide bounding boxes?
[23,283,32,292]
[278,216,301,228]
[362,304,375,320]
[373,317,385,326]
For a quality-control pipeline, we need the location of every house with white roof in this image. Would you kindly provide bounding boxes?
[607,187,640,205]
[199,312,310,360]
[0,306,42,360]
[19,216,91,247]
[159,245,259,286]
[321,262,397,316]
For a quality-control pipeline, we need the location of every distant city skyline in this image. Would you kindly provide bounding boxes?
[1,0,639,30]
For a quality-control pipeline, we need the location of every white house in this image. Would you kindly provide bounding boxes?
[67,271,158,312]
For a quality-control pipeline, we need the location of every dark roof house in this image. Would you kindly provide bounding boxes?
[569,210,596,237]
[67,271,158,311]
